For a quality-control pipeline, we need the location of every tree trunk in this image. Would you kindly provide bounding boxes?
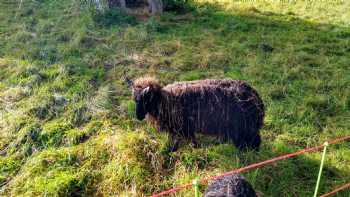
[148,0,163,15]
[107,0,163,15]
[94,0,103,10]
[119,0,126,9]
[107,0,120,8]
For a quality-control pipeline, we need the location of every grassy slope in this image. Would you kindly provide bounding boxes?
[0,0,349,196]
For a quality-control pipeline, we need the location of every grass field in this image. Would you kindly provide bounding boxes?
[0,0,349,196]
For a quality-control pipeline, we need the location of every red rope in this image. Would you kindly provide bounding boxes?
[319,182,350,197]
[150,135,350,197]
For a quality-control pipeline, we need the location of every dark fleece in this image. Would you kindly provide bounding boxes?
[135,79,265,150]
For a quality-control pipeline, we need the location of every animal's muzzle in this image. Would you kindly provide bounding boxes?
[135,103,146,120]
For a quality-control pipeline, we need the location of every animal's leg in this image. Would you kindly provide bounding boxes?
[167,133,180,152]
[230,132,248,151]
[247,133,261,151]
[189,132,199,148]
[232,132,261,151]
[233,139,247,151]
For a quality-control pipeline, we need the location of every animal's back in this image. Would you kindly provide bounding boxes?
[163,79,244,95]
[162,79,264,137]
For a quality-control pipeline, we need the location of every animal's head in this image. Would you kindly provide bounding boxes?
[124,75,161,120]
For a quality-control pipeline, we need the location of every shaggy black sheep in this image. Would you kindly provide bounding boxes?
[204,174,257,197]
[125,76,265,151]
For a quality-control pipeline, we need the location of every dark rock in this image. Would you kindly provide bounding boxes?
[204,174,257,197]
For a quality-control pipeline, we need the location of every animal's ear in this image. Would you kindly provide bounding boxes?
[141,86,150,96]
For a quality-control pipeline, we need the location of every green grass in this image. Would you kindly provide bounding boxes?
[0,0,349,196]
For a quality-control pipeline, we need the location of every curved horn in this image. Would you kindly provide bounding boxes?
[141,86,150,95]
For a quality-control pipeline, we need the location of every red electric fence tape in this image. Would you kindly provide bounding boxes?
[319,182,350,197]
[150,135,350,197]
